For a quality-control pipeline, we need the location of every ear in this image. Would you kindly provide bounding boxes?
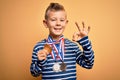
[43,20,48,28]
[66,20,69,24]
[65,20,69,25]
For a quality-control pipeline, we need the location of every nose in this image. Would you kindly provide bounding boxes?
[56,20,61,26]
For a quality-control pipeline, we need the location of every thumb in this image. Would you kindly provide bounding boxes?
[72,32,79,41]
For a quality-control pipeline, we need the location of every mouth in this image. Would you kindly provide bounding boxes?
[54,28,62,30]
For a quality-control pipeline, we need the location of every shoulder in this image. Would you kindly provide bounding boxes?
[36,39,46,45]
[33,39,46,51]
[64,38,78,47]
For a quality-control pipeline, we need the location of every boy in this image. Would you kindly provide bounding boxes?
[30,2,94,80]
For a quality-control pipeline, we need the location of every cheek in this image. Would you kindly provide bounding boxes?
[48,21,56,26]
[62,23,67,28]
[63,21,68,26]
[49,27,54,32]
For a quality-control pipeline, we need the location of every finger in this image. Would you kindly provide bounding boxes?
[72,32,79,41]
[42,53,47,60]
[75,22,81,32]
[37,50,47,60]
[38,56,46,60]
[82,21,85,31]
[41,53,46,57]
[82,22,85,28]
[37,53,45,57]
[72,32,77,41]
[38,53,46,60]
[88,26,90,33]
[43,49,48,54]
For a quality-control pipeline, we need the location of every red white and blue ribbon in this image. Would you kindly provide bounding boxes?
[46,35,65,61]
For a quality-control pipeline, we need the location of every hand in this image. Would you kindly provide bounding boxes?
[72,22,90,41]
[37,49,48,60]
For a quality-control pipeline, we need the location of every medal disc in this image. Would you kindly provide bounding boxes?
[60,62,67,71]
[53,63,60,72]
[44,44,52,54]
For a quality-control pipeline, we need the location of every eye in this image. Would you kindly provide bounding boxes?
[60,19,65,22]
[51,19,56,21]
[50,18,56,21]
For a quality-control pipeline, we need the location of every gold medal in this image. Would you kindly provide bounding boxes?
[44,44,52,54]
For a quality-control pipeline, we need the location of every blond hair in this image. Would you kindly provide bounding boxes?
[45,3,65,19]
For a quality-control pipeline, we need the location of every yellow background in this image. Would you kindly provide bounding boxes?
[0,0,120,80]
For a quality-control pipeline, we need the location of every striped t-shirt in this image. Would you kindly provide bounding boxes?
[30,36,94,80]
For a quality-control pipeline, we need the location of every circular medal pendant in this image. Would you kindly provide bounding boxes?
[53,63,60,72]
[44,44,52,54]
[60,62,67,71]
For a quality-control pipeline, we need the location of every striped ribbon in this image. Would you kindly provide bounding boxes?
[46,35,65,61]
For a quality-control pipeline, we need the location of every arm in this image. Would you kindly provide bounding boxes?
[76,36,94,69]
[30,43,47,77]
[73,22,94,69]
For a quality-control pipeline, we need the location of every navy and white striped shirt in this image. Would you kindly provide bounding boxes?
[30,36,94,80]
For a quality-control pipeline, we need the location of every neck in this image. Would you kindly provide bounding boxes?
[49,34,62,41]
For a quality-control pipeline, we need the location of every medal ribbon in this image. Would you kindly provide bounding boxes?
[46,35,65,61]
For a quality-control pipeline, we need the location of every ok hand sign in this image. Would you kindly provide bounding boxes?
[72,22,90,41]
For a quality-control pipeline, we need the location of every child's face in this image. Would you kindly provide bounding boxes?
[43,10,68,38]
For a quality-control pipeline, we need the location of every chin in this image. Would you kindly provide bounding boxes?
[53,32,63,36]
[55,34,62,36]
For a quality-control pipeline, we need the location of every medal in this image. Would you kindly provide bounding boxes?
[47,36,64,60]
[44,44,52,54]
[53,62,61,72]
[47,35,67,72]
[60,62,67,71]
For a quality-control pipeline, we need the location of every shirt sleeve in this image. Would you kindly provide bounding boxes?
[76,36,94,69]
[30,44,47,77]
